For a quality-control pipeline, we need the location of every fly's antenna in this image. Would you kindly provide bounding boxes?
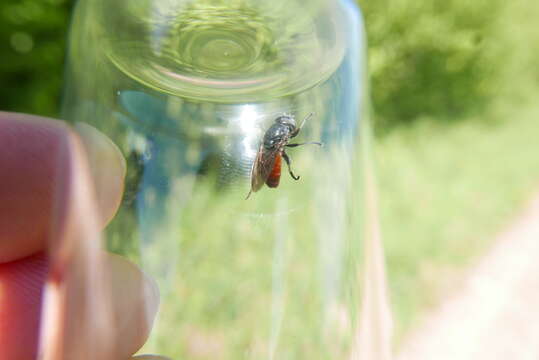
[299,112,314,130]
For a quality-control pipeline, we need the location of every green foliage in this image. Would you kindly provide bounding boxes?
[1,0,536,134]
[0,0,72,117]
[0,0,521,132]
[359,0,507,132]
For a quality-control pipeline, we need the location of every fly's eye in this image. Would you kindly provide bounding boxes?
[276,115,295,127]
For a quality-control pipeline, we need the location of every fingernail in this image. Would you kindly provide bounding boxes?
[74,122,126,227]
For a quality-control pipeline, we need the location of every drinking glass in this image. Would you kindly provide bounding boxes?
[61,0,373,358]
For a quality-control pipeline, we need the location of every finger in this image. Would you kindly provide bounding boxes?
[0,252,159,360]
[106,254,160,358]
[39,120,139,360]
[0,253,47,360]
[0,112,158,359]
[0,112,125,263]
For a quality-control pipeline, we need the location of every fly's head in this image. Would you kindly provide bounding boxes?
[275,114,296,133]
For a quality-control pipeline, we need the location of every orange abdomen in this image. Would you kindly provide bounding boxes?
[266,154,282,188]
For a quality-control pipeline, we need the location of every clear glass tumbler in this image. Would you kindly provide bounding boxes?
[61,0,373,358]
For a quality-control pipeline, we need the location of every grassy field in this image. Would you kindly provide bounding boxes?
[115,97,539,357]
[377,101,539,338]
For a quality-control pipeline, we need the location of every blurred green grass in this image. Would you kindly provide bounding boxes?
[378,104,539,338]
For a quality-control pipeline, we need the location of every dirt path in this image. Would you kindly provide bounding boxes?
[396,193,539,360]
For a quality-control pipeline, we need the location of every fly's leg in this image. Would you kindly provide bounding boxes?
[291,113,314,137]
[282,151,300,180]
[286,141,323,148]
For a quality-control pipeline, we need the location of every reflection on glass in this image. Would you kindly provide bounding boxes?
[62,0,369,358]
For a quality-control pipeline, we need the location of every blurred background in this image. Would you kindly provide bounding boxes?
[2,0,539,351]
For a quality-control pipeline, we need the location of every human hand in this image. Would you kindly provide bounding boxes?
[0,112,166,360]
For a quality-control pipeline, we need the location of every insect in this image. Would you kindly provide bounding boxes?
[246,113,322,199]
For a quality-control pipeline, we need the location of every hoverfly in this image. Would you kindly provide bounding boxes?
[246,113,322,199]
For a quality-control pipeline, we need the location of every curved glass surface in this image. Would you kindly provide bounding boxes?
[61,0,371,358]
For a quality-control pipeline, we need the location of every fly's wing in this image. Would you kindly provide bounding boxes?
[249,145,280,193]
